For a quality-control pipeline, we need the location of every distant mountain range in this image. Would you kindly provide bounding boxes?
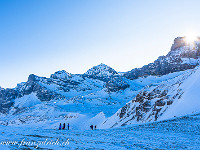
[0,37,200,129]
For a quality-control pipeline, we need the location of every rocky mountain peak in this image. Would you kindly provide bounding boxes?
[168,36,200,59]
[0,86,4,91]
[50,70,71,80]
[170,37,186,51]
[84,63,118,77]
[124,36,200,80]
[28,74,38,82]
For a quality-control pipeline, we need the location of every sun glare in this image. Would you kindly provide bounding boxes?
[184,34,197,43]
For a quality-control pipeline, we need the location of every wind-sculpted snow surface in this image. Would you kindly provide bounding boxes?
[0,114,200,149]
[100,66,200,128]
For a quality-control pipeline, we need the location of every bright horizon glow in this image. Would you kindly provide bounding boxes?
[1,0,200,88]
[184,34,198,43]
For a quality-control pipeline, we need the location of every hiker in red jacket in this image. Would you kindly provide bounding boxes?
[62,123,65,129]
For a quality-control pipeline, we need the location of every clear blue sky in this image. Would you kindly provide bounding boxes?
[1,0,200,88]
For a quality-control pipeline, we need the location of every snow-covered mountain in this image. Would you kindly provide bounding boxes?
[0,64,139,127]
[0,36,200,129]
[0,64,128,112]
[124,37,200,79]
[99,66,200,128]
[99,37,200,128]
[84,63,118,77]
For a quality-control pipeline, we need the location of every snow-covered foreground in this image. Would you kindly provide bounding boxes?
[1,113,200,150]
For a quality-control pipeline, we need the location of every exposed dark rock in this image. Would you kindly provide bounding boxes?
[124,37,200,80]
[84,63,118,78]
[167,100,173,105]
[106,77,130,92]
[171,37,186,50]
[142,100,151,112]
[0,88,17,113]
[119,105,128,119]
[155,99,166,106]
[28,74,38,82]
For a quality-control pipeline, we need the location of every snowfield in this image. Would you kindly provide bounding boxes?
[0,113,200,150]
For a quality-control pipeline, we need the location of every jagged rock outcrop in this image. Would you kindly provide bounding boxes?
[0,88,17,113]
[84,63,118,80]
[106,77,129,92]
[100,66,197,128]
[170,37,187,50]
[83,63,129,92]
[124,37,200,80]
[50,70,72,80]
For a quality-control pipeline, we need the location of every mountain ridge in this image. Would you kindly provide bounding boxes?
[0,37,200,129]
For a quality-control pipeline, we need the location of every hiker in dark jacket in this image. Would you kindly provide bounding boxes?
[62,123,65,129]
[90,125,93,130]
[59,123,61,130]
[68,123,69,130]
[95,125,97,130]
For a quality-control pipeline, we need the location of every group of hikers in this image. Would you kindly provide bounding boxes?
[58,123,97,130]
[59,123,69,130]
[90,125,97,130]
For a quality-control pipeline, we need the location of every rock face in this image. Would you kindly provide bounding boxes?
[124,37,200,80]
[0,88,17,113]
[105,77,130,92]
[100,67,198,128]
[83,63,129,92]
[84,63,118,79]
[50,70,72,80]
[170,37,186,50]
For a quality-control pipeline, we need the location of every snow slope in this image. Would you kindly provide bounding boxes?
[0,113,200,150]
[14,93,41,108]
[100,66,200,128]
[160,65,200,120]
